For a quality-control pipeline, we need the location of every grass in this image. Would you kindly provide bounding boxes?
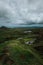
[0,39,42,65]
[0,28,43,65]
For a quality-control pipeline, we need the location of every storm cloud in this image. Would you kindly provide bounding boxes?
[0,0,43,27]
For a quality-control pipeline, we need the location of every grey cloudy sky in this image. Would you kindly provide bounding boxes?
[0,0,43,27]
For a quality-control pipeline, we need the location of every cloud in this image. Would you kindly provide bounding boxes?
[0,0,43,27]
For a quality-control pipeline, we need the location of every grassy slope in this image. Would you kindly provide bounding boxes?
[0,39,43,65]
[0,28,43,65]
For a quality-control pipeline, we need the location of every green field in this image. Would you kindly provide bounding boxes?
[0,27,43,65]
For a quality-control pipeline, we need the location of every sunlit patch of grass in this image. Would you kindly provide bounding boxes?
[24,38,34,42]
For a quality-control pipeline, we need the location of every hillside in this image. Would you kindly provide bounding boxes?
[0,27,43,65]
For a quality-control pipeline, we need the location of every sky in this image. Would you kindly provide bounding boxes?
[0,0,43,27]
